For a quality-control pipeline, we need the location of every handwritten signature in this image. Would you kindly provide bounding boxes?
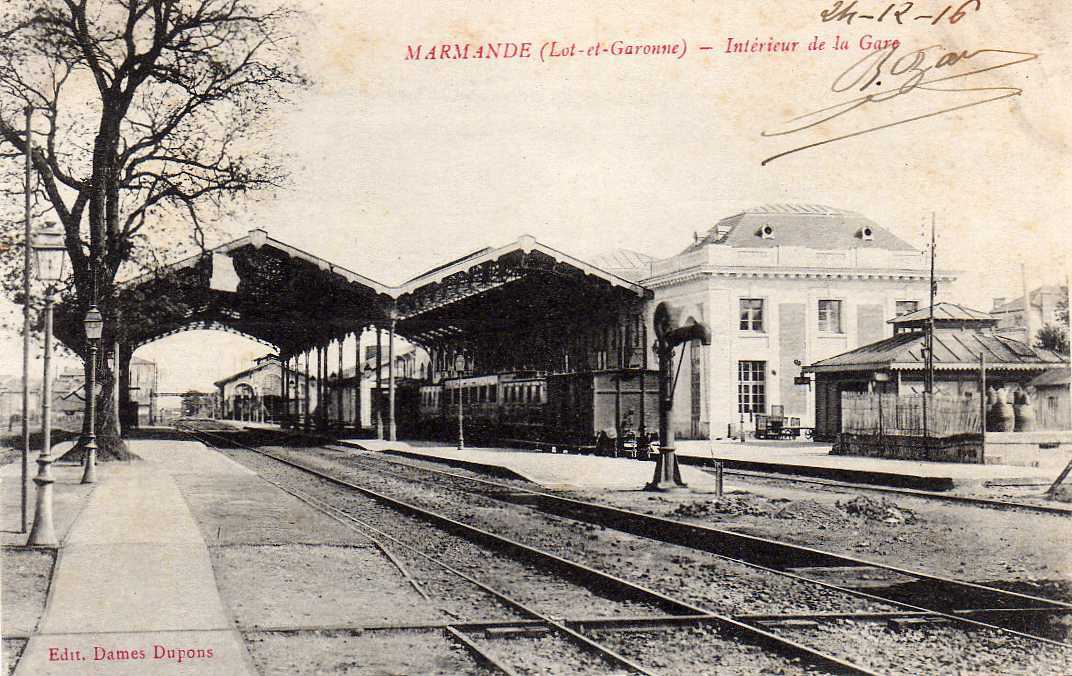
[761,44,1038,165]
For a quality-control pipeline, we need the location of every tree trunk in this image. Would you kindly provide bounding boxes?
[58,350,131,463]
[94,359,130,460]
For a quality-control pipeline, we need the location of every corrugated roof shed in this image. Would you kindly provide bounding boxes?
[807,328,1067,372]
[1030,366,1070,387]
[889,303,995,325]
[587,248,656,282]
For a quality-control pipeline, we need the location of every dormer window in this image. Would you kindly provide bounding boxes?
[857,226,874,241]
[758,224,775,239]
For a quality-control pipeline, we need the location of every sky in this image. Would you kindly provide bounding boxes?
[1,1,1069,392]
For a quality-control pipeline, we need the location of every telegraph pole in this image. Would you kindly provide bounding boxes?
[926,212,936,393]
[20,106,32,532]
[923,213,936,438]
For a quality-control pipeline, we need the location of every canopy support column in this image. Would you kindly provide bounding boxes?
[280,353,288,426]
[388,318,397,441]
[375,326,383,439]
[303,349,311,431]
[354,329,362,430]
[317,343,325,430]
[337,337,344,429]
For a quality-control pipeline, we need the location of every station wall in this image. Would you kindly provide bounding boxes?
[650,276,930,440]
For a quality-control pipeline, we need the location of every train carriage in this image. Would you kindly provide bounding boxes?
[411,368,658,456]
[442,374,502,442]
[545,369,659,456]
[371,379,422,436]
[496,371,547,442]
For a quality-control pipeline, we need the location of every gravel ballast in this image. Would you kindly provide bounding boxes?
[244,629,491,675]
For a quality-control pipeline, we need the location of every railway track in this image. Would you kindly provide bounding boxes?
[177,423,1072,673]
[340,444,1072,642]
[178,423,870,675]
[218,426,1072,638]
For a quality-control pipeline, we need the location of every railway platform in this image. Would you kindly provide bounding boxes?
[672,439,1062,491]
[334,434,1061,492]
[241,421,1064,491]
[9,439,258,676]
[336,439,734,491]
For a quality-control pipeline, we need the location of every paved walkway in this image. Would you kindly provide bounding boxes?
[340,439,732,491]
[673,439,1063,484]
[336,435,1064,491]
[15,440,257,676]
[0,442,94,547]
[246,420,1065,489]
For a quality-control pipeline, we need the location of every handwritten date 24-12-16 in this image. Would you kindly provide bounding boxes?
[821,0,981,26]
[760,43,1037,165]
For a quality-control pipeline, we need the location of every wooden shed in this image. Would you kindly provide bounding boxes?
[804,304,1067,441]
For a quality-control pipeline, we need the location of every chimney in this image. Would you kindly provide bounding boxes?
[1022,263,1035,345]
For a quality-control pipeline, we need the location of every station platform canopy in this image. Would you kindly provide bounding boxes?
[394,235,649,344]
[110,229,395,354]
[103,229,650,360]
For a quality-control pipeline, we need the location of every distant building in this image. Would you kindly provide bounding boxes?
[215,354,314,423]
[991,285,1067,345]
[53,367,88,429]
[640,204,948,440]
[321,341,429,431]
[180,391,217,419]
[0,376,40,430]
[1,356,158,431]
[1030,367,1071,431]
[129,356,159,426]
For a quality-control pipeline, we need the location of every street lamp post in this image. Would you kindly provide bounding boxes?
[454,355,465,450]
[27,223,67,547]
[80,305,104,484]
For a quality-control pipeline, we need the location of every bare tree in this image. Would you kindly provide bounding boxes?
[0,0,306,457]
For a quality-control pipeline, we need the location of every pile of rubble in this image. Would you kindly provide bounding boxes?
[669,496,771,518]
[771,498,848,525]
[837,495,918,525]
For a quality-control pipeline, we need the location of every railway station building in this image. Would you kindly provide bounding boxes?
[214,354,309,423]
[107,204,952,447]
[637,204,949,440]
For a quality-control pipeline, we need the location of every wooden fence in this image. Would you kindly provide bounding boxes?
[1035,395,1072,431]
[840,392,981,438]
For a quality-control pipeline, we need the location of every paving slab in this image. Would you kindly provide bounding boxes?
[0,452,93,547]
[672,439,1062,490]
[257,422,1065,490]
[13,440,257,676]
[339,439,731,491]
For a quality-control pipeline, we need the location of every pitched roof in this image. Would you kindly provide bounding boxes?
[213,359,281,387]
[1030,367,1070,387]
[806,328,1068,372]
[587,249,656,282]
[889,303,995,325]
[682,204,917,254]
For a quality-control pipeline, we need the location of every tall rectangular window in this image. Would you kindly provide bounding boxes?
[739,299,764,332]
[818,300,843,333]
[737,361,766,413]
[895,300,919,317]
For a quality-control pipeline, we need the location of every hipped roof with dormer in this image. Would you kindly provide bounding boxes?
[682,204,917,254]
